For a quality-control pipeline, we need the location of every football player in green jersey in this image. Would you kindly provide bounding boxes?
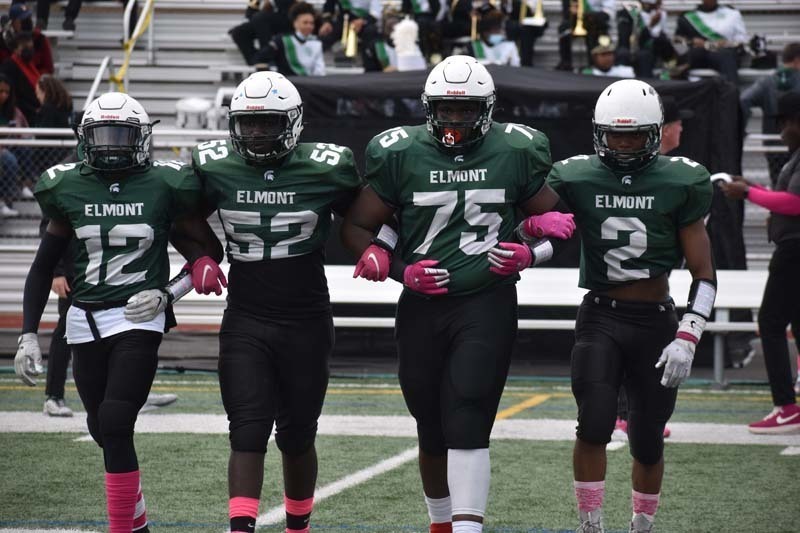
[190,72,362,533]
[14,92,224,533]
[341,55,575,533]
[518,79,716,533]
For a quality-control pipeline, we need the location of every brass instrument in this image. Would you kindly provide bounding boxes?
[340,13,350,47]
[520,0,546,27]
[345,20,359,57]
[572,0,587,37]
[470,12,478,40]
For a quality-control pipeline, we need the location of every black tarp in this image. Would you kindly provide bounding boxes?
[293,66,741,173]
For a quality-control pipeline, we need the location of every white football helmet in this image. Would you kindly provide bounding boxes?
[422,55,496,150]
[593,79,663,171]
[228,71,304,163]
[78,92,153,171]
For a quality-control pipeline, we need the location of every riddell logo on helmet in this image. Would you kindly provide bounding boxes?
[613,118,636,124]
[100,115,120,119]
[446,90,466,95]
[246,105,265,110]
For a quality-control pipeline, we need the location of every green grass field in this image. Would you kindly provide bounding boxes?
[1,373,798,533]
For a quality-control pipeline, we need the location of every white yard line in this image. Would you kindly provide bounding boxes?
[2,412,799,446]
[780,446,800,455]
[253,446,419,527]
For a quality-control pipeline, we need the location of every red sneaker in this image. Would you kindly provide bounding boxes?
[748,403,800,434]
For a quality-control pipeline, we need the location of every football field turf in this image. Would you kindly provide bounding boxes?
[1,374,798,533]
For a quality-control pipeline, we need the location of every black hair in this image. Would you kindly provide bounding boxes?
[0,72,16,121]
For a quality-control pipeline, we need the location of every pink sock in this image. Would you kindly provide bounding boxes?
[632,490,660,517]
[285,495,314,533]
[574,480,605,513]
[132,484,147,531]
[105,470,140,533]
[230,496,260,531]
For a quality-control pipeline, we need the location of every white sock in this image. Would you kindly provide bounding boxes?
[447,448,490,518]
[452,520,483,533]
[425,495,452,524]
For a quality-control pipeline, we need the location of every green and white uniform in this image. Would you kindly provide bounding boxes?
[192,139,361,318]
[546,154,712,291]
[35,160,203,343]
[365,122,552,296]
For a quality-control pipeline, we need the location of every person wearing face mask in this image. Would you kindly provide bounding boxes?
[467,9,520,67]
[1,32,40,127]
[259,2,325,76]
[0,3,53,74]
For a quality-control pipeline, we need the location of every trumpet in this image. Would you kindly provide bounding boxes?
[572,0,587,37]
[520,0,546,27]
[345,20,359,57]
[470,12,478,40]
[340,13,350,47]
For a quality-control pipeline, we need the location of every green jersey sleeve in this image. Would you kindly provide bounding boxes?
[155,160,204,217]
[518,130,552,203]
[364,130,402,206]
[676,162,713,227]
[35,162,80,222]
[329,145,364,214]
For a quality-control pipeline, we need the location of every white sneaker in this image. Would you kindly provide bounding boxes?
[145,392,177,407]
[21,186,35,199]
[577,510,604,533]
[630,513,655,532]
[44,397,74,417]
[0,204,19,217]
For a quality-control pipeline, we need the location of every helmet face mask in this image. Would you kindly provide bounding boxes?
[229,107,302,163]
[79,92,152,172]
[228,72,304,164]
[593,79,663,172]
[422,55,496,151]
[422,95,494,149]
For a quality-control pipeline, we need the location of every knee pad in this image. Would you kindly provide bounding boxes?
[230,421,272,453]
[628,422,665,465]
[449,341,497,401]
[86,412,103,447]
[574,383,617,445]
[445,407,491,450]
[97,400,138,440]
[275,422,317,456]
[417,420,446,456]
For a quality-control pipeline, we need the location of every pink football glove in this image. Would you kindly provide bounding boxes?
[522,212,576,240]
[403,259,449,296]
[353,244,391,282]
[488,242,532,276]
[191,256,227,295]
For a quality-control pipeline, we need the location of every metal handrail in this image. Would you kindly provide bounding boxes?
[84,56,113,110]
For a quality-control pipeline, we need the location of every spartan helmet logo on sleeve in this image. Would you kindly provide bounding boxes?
[421,55,496,151]
[228,72,305,163]
[78,92,153,172]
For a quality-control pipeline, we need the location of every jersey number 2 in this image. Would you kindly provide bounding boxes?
[601,217,649,281]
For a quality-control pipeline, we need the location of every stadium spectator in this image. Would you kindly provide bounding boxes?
[1,31,42,124]
[466,8,520,66]
[230,0,296,66]
[0,3,53,74]
[580,36,635,77]
[556,0,614,71]
[401,0,444,62]
[502,0,547,67]
[675,0,748,83]
[362,12,401,72]
[28,74,72,184]
[320,0,381,57]
[259,2,325,76]
[721,91,800,435]
[36,0,138,35]
[438,0,472,56]
[0,73,24,217]
[616,0,675,78]
[740,43,800,186]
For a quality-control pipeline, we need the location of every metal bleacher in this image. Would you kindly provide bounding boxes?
[0,0,798,267]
